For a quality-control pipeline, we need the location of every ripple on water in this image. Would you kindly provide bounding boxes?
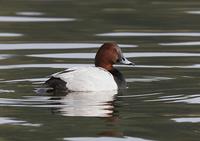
[0,54,12,60]
[0,117,41,127]
[172,95,200,104]
[64,136,153,141]
[2,78,47,85]
[117,93,162,98]
[186,11,200,14]
[126,76,173,83]
[0,43,136,50]
[0,64,92,69]
[96,32,200,37]
[160,41,200,46]
[172,117,200,123]
[138,64,200,69]
[16,11,44,16]
[0,89,15,93]
[0,33,23,37]
[27,52,200,59]
[146,94,200,104]
[0,16,76,22]
[1,64,200,69]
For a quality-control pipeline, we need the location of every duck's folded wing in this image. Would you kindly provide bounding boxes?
[50,67,118,91]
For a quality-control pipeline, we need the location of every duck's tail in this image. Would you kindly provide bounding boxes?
[44,77,68,91]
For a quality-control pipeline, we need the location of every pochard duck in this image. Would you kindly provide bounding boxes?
[45,42,134,92]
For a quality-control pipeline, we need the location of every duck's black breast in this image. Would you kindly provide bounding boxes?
[109,68,126,89]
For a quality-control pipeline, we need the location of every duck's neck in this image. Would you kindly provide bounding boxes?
[95,63,114,71]
[109,68,126,89]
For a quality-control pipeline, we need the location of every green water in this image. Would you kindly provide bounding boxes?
[0,0,200,141]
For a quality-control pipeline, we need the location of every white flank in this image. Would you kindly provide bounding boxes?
[53,67,118,91]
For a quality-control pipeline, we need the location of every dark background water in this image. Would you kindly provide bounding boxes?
[0,0,200,141]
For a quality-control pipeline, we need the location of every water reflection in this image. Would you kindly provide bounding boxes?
[0,90,117,117]
[49,90,118,117]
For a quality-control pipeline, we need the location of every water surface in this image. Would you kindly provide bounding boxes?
[0,0,200,141]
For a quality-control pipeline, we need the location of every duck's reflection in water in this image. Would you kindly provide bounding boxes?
[48,90,118,117]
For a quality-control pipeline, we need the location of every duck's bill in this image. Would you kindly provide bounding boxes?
[120,57,135,66]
